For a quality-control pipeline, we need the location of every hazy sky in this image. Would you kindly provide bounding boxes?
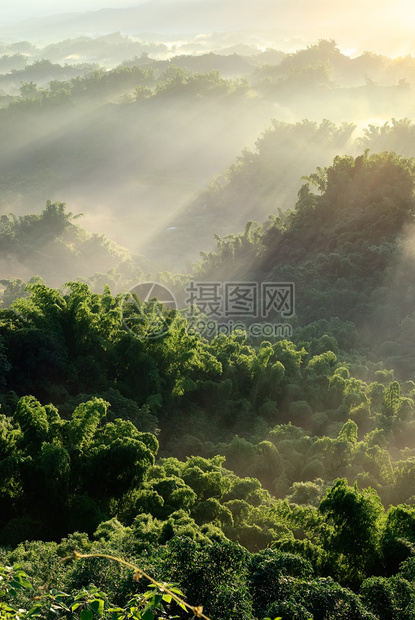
[2,0,144,23]
[2,0,413,26]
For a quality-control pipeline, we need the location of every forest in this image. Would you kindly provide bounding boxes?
[2,23,415,620]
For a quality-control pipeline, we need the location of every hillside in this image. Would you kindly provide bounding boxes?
[3,164,415,616]
[193,151,415,378]
[0,201,145,290]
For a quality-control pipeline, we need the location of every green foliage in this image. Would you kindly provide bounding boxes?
[381,505,415,574]
[0,393,158,543]
[196,150,415,381]
[319,479,384,586]
[165,537,253,619]
[248,548,314,616]
[266,576,377,620]
[360,575,415,620]
[0,559,198,620]
[4,110,415,609]
[0,202,129,293]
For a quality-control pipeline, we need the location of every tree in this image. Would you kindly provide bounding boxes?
[381,504,415,574]
[319,479,383,586]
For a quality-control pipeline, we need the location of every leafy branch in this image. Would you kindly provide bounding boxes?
[32,551,212,620]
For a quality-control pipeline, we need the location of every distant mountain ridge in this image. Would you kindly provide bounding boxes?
[0,0,404,58]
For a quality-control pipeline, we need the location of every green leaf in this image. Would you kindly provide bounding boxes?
[27,604,42,617]
[162,594,172,603]
[80,609,94,620]
[89,599,104,616]
[153,594,163,607]
[169,586,184,597]
[10,580,22,590]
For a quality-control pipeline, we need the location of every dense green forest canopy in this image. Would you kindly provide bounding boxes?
[2,278,415,617]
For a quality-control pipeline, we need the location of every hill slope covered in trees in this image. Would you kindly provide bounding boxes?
[2,150,415,618]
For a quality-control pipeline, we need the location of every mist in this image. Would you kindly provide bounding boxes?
[0,2,413,290]
[2,1,415,58]
[0,34,414,280]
